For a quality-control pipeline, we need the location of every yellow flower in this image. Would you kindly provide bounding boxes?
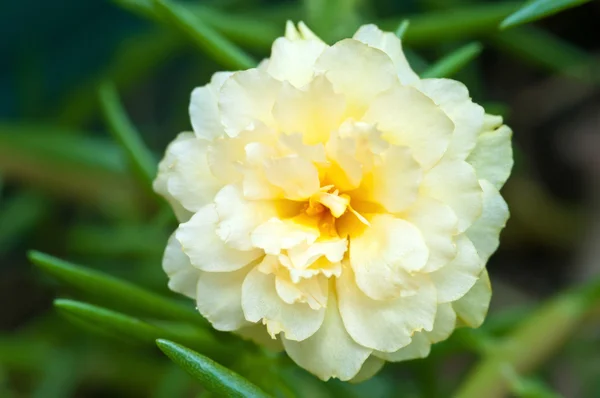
[155,22,512,381]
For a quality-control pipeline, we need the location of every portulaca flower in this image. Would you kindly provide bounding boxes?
[155,22,512,381]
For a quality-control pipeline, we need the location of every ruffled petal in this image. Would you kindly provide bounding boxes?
[350,356,385,383]
[282,290,371,381]
[375,333,431,362]
[425,303,456,343]
[267,36,327,87]
[251,217,320,255]
[350,214,429,300]
[189,72,233,141]
[352,24,418,85]
[362,83,454,169]
[337,266,437,352]
[176,204,262,272]
[241,266,325,340]
[422,160,483,232]
[452,270,492,328]
[162,232,199,298]
[466,180,510,263]
[264,156,321,200]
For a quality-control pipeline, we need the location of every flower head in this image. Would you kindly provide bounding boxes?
[155,22,512,381]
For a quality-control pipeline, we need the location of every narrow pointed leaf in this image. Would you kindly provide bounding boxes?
[152,0,255,69]
[395,20,410,39]
[156,339,271,398]
[421,42,483,78]
[30,251,206,327]
[501,0,592,30]
[98,81,156,191]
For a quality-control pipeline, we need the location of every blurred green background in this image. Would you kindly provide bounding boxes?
[1,0,599,397]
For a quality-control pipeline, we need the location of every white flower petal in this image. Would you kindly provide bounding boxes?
[264,156,321,200]
[189,71,233,141]
[337,266,437,352]
[273,75,346,145]
[430,235,482,303]
[417,78,484,160]
[426,303,457,343]
[350,356,385,383]
[452,270,492,328]
[422,160,483,232]
[241,266,325,341]
[283,290,372,381]
[350,214,429,300]
[267,37,327,87]
[162,232,199,298]
[218,69,281,137]
[363,83,454,169]
[467,121,513,190]
[352,24,419,85]
[196,264,253,331]
[176,204,262,272]
[466,180,510,263]
[375,333,431,362]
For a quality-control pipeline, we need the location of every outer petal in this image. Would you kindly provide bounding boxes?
[362,83,454,169]
[153,132,195,222]
[267,36,327,87]
[189,71,233,140]
[426,302,457,343]
[376,333,431,362]
[315,39,397,117]
[404,197,458,272]
[353,145,422,213]
[350,356,385,383]
[273,75,346,145]
[352,24,419,85]
[162,232,199,298]
[235,324,283,352]
[218,69,281,137]
[466,180,510,263]
[166,136,223,212]
[467,119,513,190]
[242,267,325,341]
[176,204,262,272]
[422,160,483,232]
[337,266,437,352]
[196,264,253,331]
[350,214,429,300]
[214,185,277,251]
[452,270,492,328]
[282,290,371,381]
[430,235,482,303]
[416,78,485,160]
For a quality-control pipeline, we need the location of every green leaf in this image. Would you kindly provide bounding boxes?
[98,81,157,193]
[421,42,483,78]
[379,3,520,46]
[30,251,206,327]
[501,0,592,29]
[156,339,271,398]
[153,0,255,69]
[395,20,410,40]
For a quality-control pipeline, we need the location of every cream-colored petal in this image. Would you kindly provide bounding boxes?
[375,333,431,362]
[337,266,437,352]
[467,122,513,190]
[162,232,199,299]
[453,270,492,328]
[218,69,281,137]
[166,137,222,212]
[426,302,456,343]
[176,204,262,272]
[466,180,510,263]
[363,83,454,169]
[352,24,419,85]
[417,78,484,160]
[251,217,320,255]
[241,267,325,341]
[286,238,348,270]
[350,214,428,300]
[273,75,346,145]
[267,37,327,87]
[350,356,385,383]
[422,160,483,232]
[275,273,328,310]
[315,39,397,117]
[264,156,321,200]
[404,197,458,272]
[196,263,253,331]
[353,145,422,213]
[214,185,277,251]
[430,235,482,303]
[234,324,283,352]
[189,72,233,141]
[153,132,195,222]
[282,290,371,381]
